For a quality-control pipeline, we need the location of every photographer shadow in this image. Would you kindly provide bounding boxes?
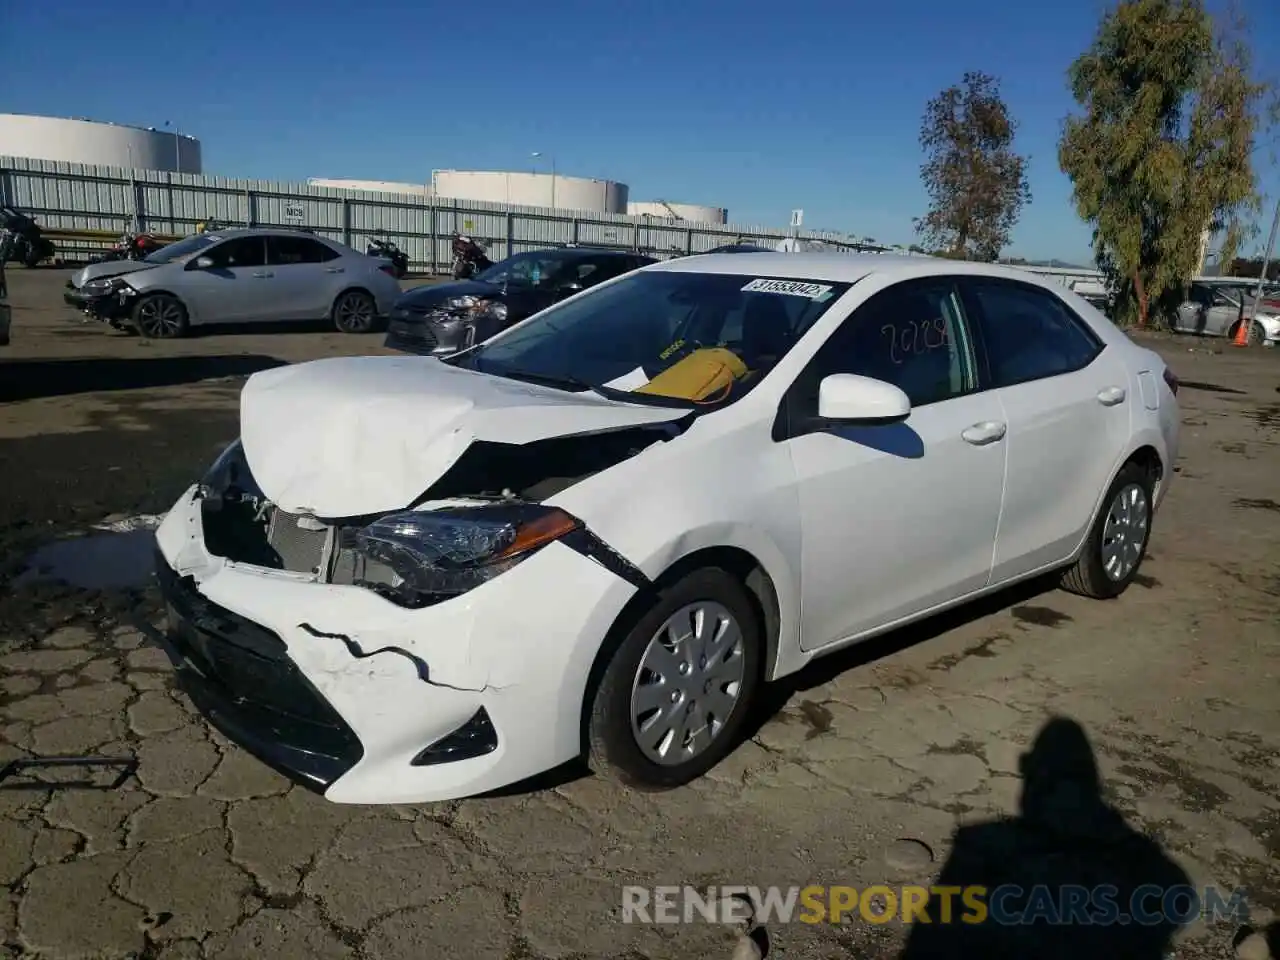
[899,716,1193,959]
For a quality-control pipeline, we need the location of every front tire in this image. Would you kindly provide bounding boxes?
[587,568,762,790]
[1229,318,1267,346]
[332,290,377,334]
[132,293,188,339]
[1059,461,1155,599]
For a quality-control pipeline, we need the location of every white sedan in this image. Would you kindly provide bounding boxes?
[153,253,1179,804]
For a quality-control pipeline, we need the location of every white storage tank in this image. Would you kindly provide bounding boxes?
[308,178,433,197]
[432,170,628,214]
[628,200,728,225]
[0,113,201,173]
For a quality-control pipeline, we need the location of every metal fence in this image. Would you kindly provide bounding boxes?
[0,156,1104,289]
[0,156,859,271]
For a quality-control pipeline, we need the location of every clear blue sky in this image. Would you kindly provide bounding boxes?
[2,0,1278,263]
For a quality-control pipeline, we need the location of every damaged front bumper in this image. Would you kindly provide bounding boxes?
[64,283,134,323]
[153,486,644,804]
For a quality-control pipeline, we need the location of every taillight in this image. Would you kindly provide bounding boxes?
[1163,367,1179,396]
[378,264,396,277]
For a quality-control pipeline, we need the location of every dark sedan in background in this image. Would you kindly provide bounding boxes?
[384,247,656,355]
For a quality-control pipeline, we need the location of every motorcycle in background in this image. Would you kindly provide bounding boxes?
[0,205,57,268]
[451,234,493,279]
[366,237,409,279]
[91,230,167,263]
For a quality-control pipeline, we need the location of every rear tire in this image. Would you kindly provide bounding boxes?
[132,293,189,339]
[587,568,763,790]
[1059,461,1155,599]
[332,290,377,334]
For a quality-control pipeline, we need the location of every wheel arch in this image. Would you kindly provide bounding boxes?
[328,285,376,318]
[1068,441,1164,563]
[131,289,192,323]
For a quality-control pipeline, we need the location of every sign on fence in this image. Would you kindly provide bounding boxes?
[284,203,304,221]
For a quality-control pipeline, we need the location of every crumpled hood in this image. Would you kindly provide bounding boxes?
[71,260,160,287]
[239,356,686,517]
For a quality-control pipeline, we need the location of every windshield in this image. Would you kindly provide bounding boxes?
[449,270,854,407]
[474,251,577,289]
[143,233,217,264]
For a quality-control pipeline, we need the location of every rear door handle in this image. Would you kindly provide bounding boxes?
[962,421,1007,445]
[1097,386,1126,406]
[251,271,273,279]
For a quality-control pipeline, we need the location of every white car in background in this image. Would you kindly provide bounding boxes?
[153,253,1179,804]
[65,228,403,337]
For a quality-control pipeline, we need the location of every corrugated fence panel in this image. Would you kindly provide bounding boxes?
[0,156,1105,283]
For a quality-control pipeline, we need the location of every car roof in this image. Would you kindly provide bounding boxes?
[205,227,338,242]
[645,251,1077,286]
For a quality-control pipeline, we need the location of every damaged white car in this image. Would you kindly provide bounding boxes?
[153,253,1180,804]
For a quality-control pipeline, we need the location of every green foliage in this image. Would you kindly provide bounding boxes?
[916,72,1032,262]
[1058,0,1266,327]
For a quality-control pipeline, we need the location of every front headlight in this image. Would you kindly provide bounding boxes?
[81,276,134,296]
[348,504,581,605]
[481,300,507,322]
[444,295,478,311]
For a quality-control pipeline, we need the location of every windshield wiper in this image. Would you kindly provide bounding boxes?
[496,367,610,397]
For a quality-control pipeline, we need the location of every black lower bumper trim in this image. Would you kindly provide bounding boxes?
[153,550,364,793]
[63,289,130,320]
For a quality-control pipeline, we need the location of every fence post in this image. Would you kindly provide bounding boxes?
[686,227,693,255]
[341,197,351,248]
[506,210,514,259]
[572,217,579,245]
[428,198,436,275]
[245,188,254,227]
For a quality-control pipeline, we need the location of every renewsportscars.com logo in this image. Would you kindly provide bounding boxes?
[620,884,1250,926]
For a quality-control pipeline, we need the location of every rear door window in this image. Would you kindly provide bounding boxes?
[268,236,339,265]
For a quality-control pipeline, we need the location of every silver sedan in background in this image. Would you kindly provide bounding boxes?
[64,228,403,337]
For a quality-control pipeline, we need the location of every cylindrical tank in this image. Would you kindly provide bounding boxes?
[0,113,202,173]
[308,178,433,197]
[431,170,628,214]
[627,201,728,225]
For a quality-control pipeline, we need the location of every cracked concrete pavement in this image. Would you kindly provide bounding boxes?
[1,270,1278,958]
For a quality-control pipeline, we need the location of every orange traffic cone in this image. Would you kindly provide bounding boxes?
[1233,316,1251,347]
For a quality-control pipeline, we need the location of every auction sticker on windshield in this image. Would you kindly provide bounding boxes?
[741,278,833,299]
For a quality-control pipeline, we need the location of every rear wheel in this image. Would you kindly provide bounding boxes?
[132,293,188,339]
[332,290,377,333]
[1059,461,1155,599]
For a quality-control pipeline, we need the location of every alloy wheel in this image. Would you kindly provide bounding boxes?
[137,297,184,338]
[335,292,375,333]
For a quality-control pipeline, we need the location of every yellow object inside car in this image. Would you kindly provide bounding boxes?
[634,347,749,402]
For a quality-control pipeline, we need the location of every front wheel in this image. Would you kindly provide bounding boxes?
[1059,461,1155,599]
[332,289,378,334]
[587,568,763,790]
[132,293,189,339]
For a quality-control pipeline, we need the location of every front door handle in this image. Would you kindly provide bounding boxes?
[325,267,345,273]
[251,271,273,279]
[1097,386,1126,406]
[961,421,1007,445]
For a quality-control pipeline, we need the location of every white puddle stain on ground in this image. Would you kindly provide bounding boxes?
[16,513,167,590]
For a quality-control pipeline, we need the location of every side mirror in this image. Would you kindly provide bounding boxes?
[193,256,214,269]
[817,374,911,424]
